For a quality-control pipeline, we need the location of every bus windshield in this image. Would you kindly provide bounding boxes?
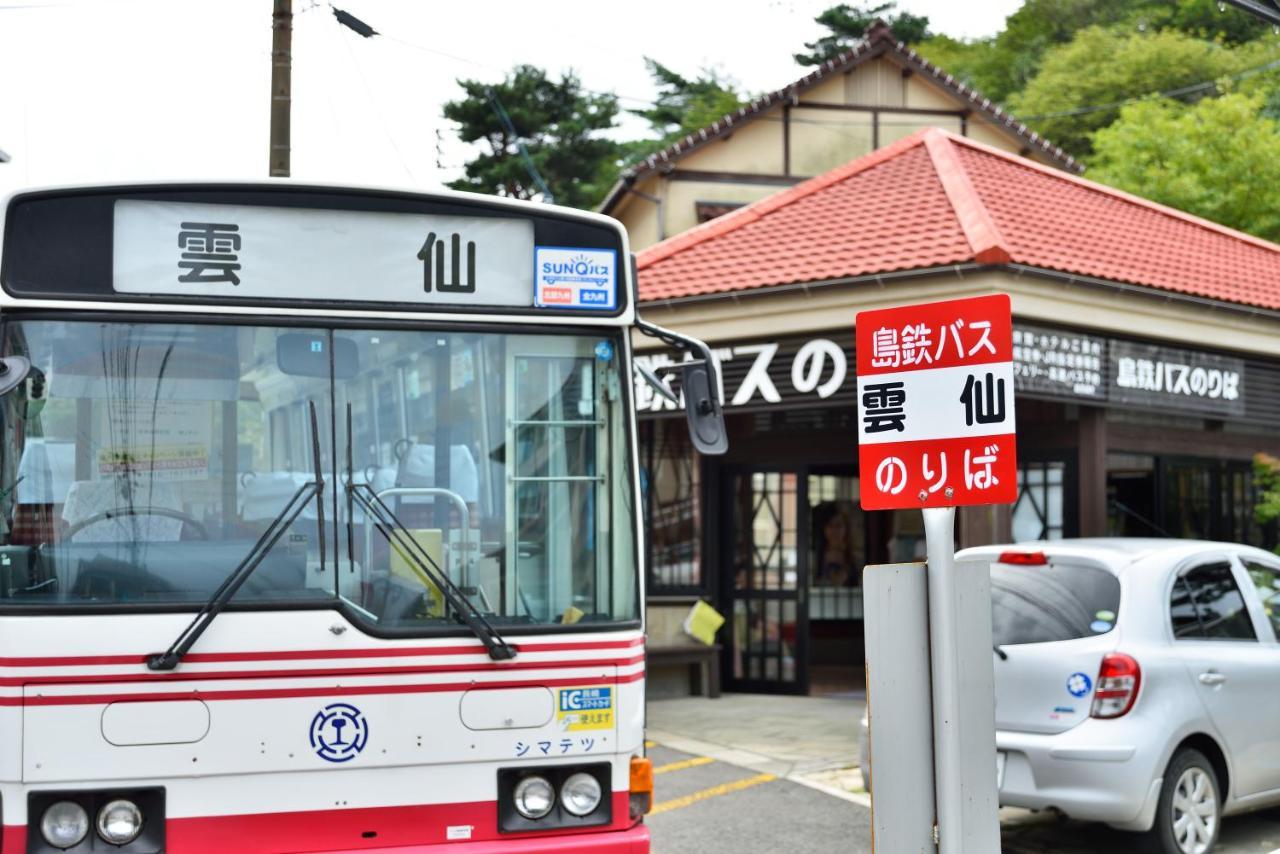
[0,318,639,629]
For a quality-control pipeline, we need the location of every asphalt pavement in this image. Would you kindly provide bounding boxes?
[645,742,873,854]
[646,735,1280,853]
[645,695,1280,853]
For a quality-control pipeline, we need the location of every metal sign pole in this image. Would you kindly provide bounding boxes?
[865,562,936,853]
[923,506,1001,854]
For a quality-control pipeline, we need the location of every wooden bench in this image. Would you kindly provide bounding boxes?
[646,643,722,698]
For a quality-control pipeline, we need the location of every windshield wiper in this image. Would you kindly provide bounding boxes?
[147,401,327,671]
[348,482,516,661]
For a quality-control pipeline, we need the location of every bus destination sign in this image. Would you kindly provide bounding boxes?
[111,200,615,310]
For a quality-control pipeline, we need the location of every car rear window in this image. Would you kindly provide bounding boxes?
[990,562,1121,645]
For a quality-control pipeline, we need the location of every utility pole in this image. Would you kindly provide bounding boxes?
[269,0,292,177]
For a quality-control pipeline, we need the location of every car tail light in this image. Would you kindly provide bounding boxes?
[1091,653,1141,719]
[998,550,1047,565]
[629,756,653,820]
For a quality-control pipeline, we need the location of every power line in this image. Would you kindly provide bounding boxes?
[485,88,554,203]
[333,6,658,107]
[335,22,420,185]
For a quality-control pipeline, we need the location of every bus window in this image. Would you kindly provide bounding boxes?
[335,330,639,629]
[0,319,334,606]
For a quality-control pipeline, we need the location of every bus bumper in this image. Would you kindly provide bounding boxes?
[321,824,650,853]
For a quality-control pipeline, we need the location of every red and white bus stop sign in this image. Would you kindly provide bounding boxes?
[856,294,1017,511]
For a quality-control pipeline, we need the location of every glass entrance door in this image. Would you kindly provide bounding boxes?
[723,470,808,694]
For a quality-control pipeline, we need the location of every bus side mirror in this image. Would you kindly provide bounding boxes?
[680,361,727,456]
[635,318,728,456]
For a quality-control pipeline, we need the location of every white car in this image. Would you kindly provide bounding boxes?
[859,538,1280,854]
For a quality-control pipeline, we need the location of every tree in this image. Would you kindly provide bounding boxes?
[975,0,1148,101]
[1161,0,1272,46]
[1253,453,1280,553]
[1007,27,1268,156]
[443,65,620,210]
[1090,92,1280,241]
[794,2,930,66]
[914,35,1004,95]
[958,0,1264,105]
[630,59,745,144]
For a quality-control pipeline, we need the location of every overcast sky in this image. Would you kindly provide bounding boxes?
[0,0,1023,198]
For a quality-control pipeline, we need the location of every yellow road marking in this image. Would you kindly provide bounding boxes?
[650,773,776,815]
[644,740,656,748]
[653,756,715,775]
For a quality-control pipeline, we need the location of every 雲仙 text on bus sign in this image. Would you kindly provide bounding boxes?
[855,294,1017,511]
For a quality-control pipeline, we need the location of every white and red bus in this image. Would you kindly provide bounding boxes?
[0,183,725,853]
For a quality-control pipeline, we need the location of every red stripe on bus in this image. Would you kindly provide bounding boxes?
[0,636,644,668]
[0,653,646,687]
[4,670,645,706]
[6,794,644,853]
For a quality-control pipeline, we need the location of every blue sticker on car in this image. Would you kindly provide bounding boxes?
[1090,620,1112,632]
[310,702,369,763]
[1066,672,1093,698]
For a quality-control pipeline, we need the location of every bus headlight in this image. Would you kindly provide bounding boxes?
[40,800,89,849]
[512,776,555,820]
[560,771,603,816]
[97,799,144,845]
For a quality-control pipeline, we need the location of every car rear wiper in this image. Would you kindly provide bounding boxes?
[347,481,516,662]
[147,401,327,671]
[993,644,1008,661]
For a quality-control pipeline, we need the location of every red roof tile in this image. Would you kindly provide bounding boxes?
[637,128,1280,311]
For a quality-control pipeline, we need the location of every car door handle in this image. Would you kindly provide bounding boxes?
[1198,671,1227,686]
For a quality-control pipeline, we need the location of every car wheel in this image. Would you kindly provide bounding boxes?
[1142,748,1221,854]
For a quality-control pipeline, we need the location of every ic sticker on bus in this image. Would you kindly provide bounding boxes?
[557,686,614,731]
[535,247,617,310]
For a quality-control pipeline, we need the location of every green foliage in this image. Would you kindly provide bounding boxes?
[794,2,931,66]
[1253,454,1280,548]
[946,0,1271,104]
[1090,92,1280,240]
[914,35,1004,94]
[1007,27,1269,156]
[629,59,745,143]
[443,65,620,210]
[1164,0,1273,45]
[963,0,1145,101]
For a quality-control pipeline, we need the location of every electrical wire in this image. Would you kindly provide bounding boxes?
[335,23,420,185]
[484,88,555,203]
[379,31,659,108]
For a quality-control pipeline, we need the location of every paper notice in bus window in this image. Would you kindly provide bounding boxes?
[95,400,211,482]
[535,247,617,310]
[556,686,614,731]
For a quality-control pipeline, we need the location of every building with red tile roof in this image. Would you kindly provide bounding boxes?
[633,126,1280,699]
[637,127,1280,311]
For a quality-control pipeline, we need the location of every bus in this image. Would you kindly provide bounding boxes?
[0,182,726,853]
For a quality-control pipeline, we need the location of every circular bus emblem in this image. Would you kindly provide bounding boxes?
[309,702,369,763]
